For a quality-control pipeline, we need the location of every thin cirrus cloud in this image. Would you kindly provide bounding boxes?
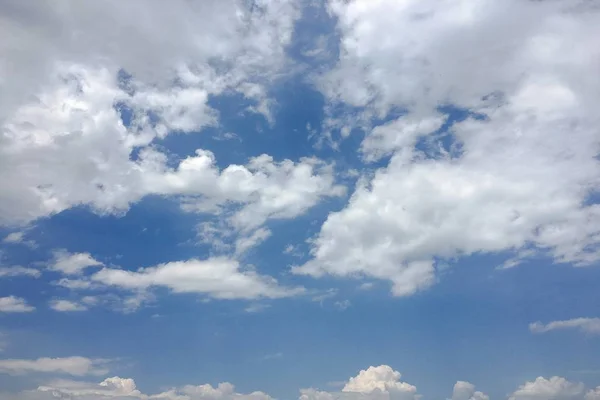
[529,318,600,336]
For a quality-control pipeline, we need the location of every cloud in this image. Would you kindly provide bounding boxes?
[297,0,600,296]
[334,300,351,311]
[508,376,586,400]
[244,303,271,313]
[92,258,304,300]
[7,376,273,400]
[586,388,600,400]
[0,0,305,227]
[5,365,600,400]
[529,318,600,335]
[50,251,104,276]
[234,228,272,257]
[2,231,36,248]
[3,231,25,244]
[300,365,419,400]
[0,266,41,278]
[49,299,88,312]
[452,381,489,400]
[261,352,283,361]
[0,296,35,312]
[0,357,110,376]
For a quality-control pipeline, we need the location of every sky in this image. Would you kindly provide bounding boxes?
[0,0,600,399]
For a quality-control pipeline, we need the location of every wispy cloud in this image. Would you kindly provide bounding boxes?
[529,318,600,335]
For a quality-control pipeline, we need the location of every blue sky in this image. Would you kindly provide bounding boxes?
[1,1,600,400]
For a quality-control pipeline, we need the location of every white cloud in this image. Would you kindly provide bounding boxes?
[529,318,600,336]
[54,278,100,290]
[0,0,307,226]
[300,365,419,400]
[358,282,375,291]
[235,228,272,257]
[92,258,304,300]
[509,376,586,400]
[37,377,142,398]
[149,151,345,234]
[2,231,36,248]
[334,300,351,311]
[299,0,600,296]
[3,231,25,243]
[245,303,271,313]
[586,387,600,400]
[0,357,110,376]
[284,244,303,258]
[8,376,274,400]
[342,366,417,396]
[49,299,88,312]
[5,366,600,400]
[0,296,35,312]
[360,114,446,163]
[452,381,489,400]
[0,265,40,278]
[50,250,104,276]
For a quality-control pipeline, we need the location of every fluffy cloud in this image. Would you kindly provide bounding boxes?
[452,381,489,400]
[586,388,600,400]
[4,366,600,400]
[0,296,35,312]
[8,376,273,400]
[0,357,110,376]
[508,376,586,400]
[300,365,419,400]
[0,58,342,249]
[93,257,304,300]
[529,318,600,336]
[298,0,600,296]
[50,251,104,275]
[142,150,344,235]
[0,0,311,227]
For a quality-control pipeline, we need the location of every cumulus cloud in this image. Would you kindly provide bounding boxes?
[0,357,110,376]
[92,257,304,300]
[0,0,312,227]
[529,318,600,336]
[0,296,35,312]
[300,365,420,400]
[452,381,489,400]
[5,365,600,400]
[0,0,350,307]
[7,376,273,400]
[298,0,600,296]
[50,251,104,275]
[508,376,586,400]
